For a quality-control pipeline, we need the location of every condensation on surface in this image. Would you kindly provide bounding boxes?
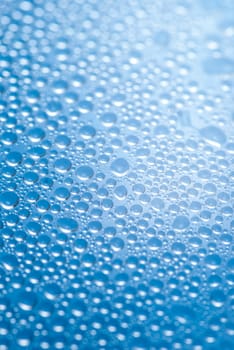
[0,0,234,349]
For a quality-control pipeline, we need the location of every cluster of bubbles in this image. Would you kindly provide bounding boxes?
[0,0,233,349]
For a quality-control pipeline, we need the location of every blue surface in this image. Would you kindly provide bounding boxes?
[0,0,234,349]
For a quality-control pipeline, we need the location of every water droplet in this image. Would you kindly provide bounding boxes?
[57,217,78,233]
[111,158,129,177]
[0,191,19,210]
[200,125,227,147]
[76,165,94,181]
[172,215,190,231]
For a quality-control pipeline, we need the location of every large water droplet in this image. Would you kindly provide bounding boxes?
[0,191,19,210]
[173,215,190,231]
[111,158,129,177]
[57,217,78,233]
[200,125,227,147]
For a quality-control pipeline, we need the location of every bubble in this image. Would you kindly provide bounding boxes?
[6,151,23,166]
[80,125,96,139]
[26,221,42,236]
[74,238,88,253]
[88,220,102,233]
[17,291,37,311]
[110,237,125,252]
[0,191,19,210]
[76,165,94,181]
[57,217,78,233]
[52,79,68,94]
[75,201,89,213]
[114,185,128,200]
[172,241,186,255]
[54,187,70,201]
[151,198,165,211]
[172,215,190,231]
[46,100,62,116]
[210,289,226,308]
[36,199,50,213]
[27,127,45,143]
[37,299,54,318]
[200,126,227,147]
[110,158,129,177]
[55,135,71,149]
[71,300,87,317]
[205,254,222,269]
[154,125,170,138]
[44,283,62,300]
[16,329,33,347]
[78,100,93,113]
[147,237,162,250]
[23,171,39,184]
[5,213,19,226]
[71,73,86,87]
[100,112,117,127]
[29,146,46,159]
[54,158,72,173]
[1,253,19,270]
[1,131,17,145]
[171,304,195,324]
